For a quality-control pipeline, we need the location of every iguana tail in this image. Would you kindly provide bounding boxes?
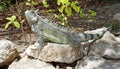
[78,27,110,42]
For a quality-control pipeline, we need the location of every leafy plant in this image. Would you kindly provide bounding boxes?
[79,9,85,17]
[41,0,97,26]
[57,0,80,16]
[0,1,6,11]
[26,0,38,6]
[5,15,20,29]
[110,22,117,30]
[42,0,49,8]
[42,0,81,26]
[88,9,97,17]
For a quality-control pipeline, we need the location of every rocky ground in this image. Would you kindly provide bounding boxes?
[0,1,120,69]
[1,28,120,69]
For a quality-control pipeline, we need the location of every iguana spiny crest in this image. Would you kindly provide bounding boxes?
[25,9,70,33]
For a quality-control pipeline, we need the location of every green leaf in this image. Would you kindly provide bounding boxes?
[20,19,25,24]
[80,13,84,17]
[62,0,68,4]
[63,16,67,21]
[79,9,85,17]
[59,5,65,13]
[13,21,20,28]
[0,6,4,11]
[88,9,97,17]
[91,12,97,17]
[73,6,80,13]
[42,0,49,8]
[6,17,12,20]
[32,0,38,5]
[65,2,70,6]
[47,9,55,12]
[57,0,61,5]
[71,1,78,7]
[26,2,31,6]
[61,13,64,17]
[71,1,79,13]
[110,22,117,30]
[65,7,72,16]
[64,0,68,3]
[42,0,46,4]
[45,4,49,8]
[88,9,92,13]
[27,0,31,2]
[5,22,11,29]
[53,14,58,18]
[6,15,16,21]
[11,15,16,21]
[61,22,65,26]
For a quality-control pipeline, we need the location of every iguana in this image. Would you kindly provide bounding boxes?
[25,9,110,50]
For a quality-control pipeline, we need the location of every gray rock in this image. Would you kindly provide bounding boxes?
[84,27,108,34]
[67,67,72,69]
[25,42,83,63]
[8,56,55,69]
[113,13,120,22]
[89,31,120,59]
[75,55,120,69]
[0,39,18,66]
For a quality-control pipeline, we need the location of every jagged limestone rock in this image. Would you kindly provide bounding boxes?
[75,55,120,69]
[8,56,55,69]
[0,39,18,66]
[113,13,120,22]
[25,42,83,63]
[113,13,120,33]
[66,67,72,69]
[89,31,120,59]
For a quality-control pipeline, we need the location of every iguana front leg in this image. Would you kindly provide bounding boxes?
[30,24,44,49]
[38,29,44,48]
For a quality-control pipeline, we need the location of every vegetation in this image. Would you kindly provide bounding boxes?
[0,1,6,11]
[110,21,117,30]
[0,0,118,30]
[41,0,97,26]
[26,0,38,8]
[5,15,20,29]
[0,0,98,29]
[42,0,81,26]
[0,0,25,30]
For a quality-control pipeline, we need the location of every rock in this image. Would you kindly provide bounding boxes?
[113,13,120,22]
[66,67,72,69]
[84,27,108,34]
[75,55,120,69]
[112,13,120,32]
[25,42,83,63]
[24,42,41,58]
[0,39,18,66]
[8,56,55,69]
[75,55,105,69]
[89,31,120,59]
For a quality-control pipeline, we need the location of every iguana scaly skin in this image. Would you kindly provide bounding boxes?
[25,9,109,50]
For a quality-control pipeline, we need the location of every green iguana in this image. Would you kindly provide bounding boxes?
[25,9,109,50]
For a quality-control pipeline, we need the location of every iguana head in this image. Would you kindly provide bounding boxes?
[25,9,39,25]
[25,9,39,31]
